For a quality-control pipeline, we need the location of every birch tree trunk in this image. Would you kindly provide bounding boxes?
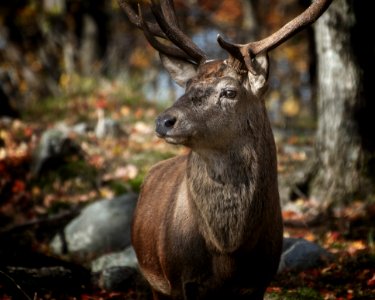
[310,0,375,207]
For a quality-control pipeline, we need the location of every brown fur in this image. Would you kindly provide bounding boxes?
[131,59,283,299]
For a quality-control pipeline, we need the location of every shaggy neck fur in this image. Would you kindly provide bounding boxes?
[187,139,262,253]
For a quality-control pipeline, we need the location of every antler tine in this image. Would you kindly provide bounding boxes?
[162,0,179,27]
[218,0,333,73]
[138,4,193,62]
[118,0,166,39]
[151,0,208,64]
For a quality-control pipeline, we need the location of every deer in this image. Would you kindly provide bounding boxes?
[118,0,332,299]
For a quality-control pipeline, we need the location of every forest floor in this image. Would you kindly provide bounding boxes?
[0,80,374,299]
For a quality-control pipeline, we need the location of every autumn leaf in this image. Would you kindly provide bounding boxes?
[347,240,367,255]
[367,273,375,287]
[282,96,301,117]
[12,179,25,193]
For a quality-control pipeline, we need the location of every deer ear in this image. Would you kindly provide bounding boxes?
[247,53,269,98]
[160,54,198,87]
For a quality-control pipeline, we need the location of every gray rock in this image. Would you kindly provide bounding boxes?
[71,122,91,135]
[50,193,138,262]
[91,246,138,272]
[32,123,81,176]
[97,266,138,292]
[278,237,333,273]
[95,109,126,139]
[92,248,149,294]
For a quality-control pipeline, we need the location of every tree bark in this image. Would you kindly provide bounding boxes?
[310,0,375,207]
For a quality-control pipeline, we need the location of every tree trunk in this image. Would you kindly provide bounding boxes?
[310,0,375,208]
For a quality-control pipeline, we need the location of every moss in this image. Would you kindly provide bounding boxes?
[31,157,99,199]
[266,288,323,300]
[127,174,145,193]
[107,180,131,195]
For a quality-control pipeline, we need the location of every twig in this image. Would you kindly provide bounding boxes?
[0,270,32,300]
[0,208,80,236]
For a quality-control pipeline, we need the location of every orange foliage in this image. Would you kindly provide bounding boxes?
[199,0,242,25]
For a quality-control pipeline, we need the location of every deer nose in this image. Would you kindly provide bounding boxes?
[156,114,177,136]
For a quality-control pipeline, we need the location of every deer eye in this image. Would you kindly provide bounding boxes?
[220,89,237,99]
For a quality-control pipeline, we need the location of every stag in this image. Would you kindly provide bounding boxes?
[119,0,332,299]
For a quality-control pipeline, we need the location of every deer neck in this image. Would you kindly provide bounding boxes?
[191,145,254,185]
[186,142,260,253]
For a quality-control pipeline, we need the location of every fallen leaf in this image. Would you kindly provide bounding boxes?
[347,240,367,255]
[367,273,375,287]
[282,96,300,117]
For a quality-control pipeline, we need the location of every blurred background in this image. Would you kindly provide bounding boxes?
[0,0,319,223]
[1,1,374,299]
[0,0,315,127]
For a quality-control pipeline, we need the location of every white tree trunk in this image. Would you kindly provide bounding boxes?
[311,0,374,206]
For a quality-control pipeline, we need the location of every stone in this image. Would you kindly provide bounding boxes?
[278,237,333,273]
[31,123,82,176]
[91,246,138,272]
[50,193,138,263]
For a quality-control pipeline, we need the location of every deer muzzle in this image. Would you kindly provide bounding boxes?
[156,113,177,137]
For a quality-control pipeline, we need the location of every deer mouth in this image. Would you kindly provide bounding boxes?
[157,132,189,145]
[156,127,191,145]
[165,135,186,145]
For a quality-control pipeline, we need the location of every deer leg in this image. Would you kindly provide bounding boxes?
[183,281,199,300]
[248,287,267,300]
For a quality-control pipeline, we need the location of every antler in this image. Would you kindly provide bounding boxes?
[118,0,207,65]
[217,0,333,73]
